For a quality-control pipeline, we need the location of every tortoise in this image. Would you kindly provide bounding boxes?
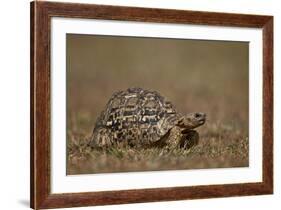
[90,87,206,150]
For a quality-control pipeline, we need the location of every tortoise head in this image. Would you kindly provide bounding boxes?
[176,112,206,130]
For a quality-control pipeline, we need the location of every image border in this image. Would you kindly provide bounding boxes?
[52,17,260,193]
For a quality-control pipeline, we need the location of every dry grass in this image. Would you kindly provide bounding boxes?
[67,120,249,174]
[66,35,249,174]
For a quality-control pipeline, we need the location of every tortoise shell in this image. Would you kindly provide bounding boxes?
[93,87,181,146]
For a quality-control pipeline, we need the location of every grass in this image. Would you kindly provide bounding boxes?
[67,120,249,174]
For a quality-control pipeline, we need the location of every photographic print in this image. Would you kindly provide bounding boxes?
[31,2,273,208]
[66,34,249,174]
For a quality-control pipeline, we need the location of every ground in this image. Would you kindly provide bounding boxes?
[67,117,248,174]
[66,35,249,174]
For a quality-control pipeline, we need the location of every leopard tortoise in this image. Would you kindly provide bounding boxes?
[90,87,206,149]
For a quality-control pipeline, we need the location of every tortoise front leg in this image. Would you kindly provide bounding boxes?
[180,130,199,150]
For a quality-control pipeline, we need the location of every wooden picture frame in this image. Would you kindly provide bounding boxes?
[30,1,273,209]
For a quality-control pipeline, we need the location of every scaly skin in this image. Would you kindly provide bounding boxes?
[163,112,205,150]
[162,126,199,150]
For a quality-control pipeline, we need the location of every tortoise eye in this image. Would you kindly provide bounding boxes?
[195,113,201,118]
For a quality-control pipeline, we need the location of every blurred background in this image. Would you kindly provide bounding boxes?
[66,34,249,174]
